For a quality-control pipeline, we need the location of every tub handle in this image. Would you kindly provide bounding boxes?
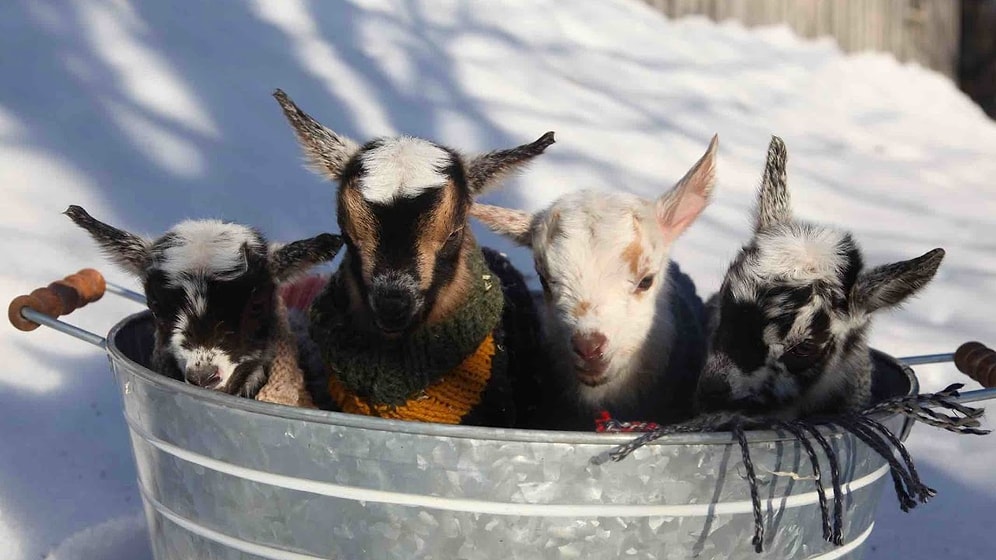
[7,268,145,348]
[8,268,107,331]
[955,342,996,389]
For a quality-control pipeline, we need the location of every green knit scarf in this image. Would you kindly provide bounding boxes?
[309,249,504,406]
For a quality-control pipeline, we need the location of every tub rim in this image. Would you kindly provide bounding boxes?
[107,311,918,447]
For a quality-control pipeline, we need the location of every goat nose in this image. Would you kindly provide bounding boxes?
[571,332,607,362]
[697,376,730,404]
[186,364,220,388]
[370,288,416,332]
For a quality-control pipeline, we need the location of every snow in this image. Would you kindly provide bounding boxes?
[43,513,150,560]
[1,0,994,558]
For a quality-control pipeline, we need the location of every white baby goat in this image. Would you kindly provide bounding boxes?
[472,136,718,428]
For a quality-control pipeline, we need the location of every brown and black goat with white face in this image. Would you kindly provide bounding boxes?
[274,89,553,426]
[65,205,342,405]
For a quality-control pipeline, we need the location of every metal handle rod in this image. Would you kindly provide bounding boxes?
[898,353,954,366]
[898,352,996,403]
[952,387,996,405]
[13,278,144,348]
[20,307,106,348]
[105,281,146,305]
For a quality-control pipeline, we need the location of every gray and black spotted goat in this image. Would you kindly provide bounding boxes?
[696,137,945,417]
[472,136,718,429]
[273,89,553,427]
[65,205,343,407]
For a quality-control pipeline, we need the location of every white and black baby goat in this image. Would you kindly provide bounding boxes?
[65,205,343,406]
[696,137,944,418]
[274,89,553,426]
[472,136,718,429]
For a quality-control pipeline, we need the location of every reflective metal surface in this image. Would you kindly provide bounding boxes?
[107,312,916,560]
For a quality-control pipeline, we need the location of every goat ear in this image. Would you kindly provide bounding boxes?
[469,203,534,247]
[754,135,792,231]
[273,89,360,181]
[269,233,344,283]
[655,134,718,244]
[851,248,945,314]
[465,132,555,195]
[64,205,152,277]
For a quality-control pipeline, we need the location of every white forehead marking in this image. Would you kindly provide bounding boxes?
[158,220,261,284]
[358,136,451,204]
[754,225,847,283]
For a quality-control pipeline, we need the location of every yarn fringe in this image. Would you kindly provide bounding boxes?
[591,385,990,554]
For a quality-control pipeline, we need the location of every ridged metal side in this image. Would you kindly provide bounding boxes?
[107,313,916,560]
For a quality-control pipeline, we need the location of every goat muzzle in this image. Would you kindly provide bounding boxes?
[695,375,732,411]
[572,331,607,362]
[186,364,221,389]
[572,331,610,385]
[369,285,419,334]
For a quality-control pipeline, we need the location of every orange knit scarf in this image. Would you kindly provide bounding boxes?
[328,333,496,424]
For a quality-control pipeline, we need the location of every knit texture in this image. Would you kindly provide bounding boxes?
[663,260,708,419]
[309,248,505,407]
[282,276,336,410]
[328,333,496,423]
[480,247,546,428]
[254,298,316,408]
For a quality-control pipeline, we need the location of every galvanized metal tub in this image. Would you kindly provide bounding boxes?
[107,311,916,560]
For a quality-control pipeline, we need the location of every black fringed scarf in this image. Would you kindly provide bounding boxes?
[593,384,989,554]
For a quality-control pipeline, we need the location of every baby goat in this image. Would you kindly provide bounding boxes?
[65,205,343,406]
[274,89,553,426]
[696,137,944,417]
[472,136,718,429]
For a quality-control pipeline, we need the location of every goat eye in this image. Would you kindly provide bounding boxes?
[538,273,551,293]
[247,290,270,318]
[782,340,820,372]
[436,228,463,259]
[537,269,559,294]
[787,340,818,357]
[636,275,655,292]
[445,228,464,246]
[145,293,160,318]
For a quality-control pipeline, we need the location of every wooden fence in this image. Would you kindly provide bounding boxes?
[641,0,961,77]
[959,0,996,117]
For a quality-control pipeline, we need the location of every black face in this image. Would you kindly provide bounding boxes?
[696,236,864,414]
[698,286,834,413]
[338,144,469,335]
[145,247,277,395]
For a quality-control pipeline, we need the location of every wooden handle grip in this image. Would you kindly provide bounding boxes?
[8,269,106,331]
[955,342,996,389]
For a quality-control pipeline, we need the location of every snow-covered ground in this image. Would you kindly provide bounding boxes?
[1,1,994,558]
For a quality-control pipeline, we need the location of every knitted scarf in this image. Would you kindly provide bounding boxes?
[328,333,497,423]
[255,299,316,408]
[309,248,505,408]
